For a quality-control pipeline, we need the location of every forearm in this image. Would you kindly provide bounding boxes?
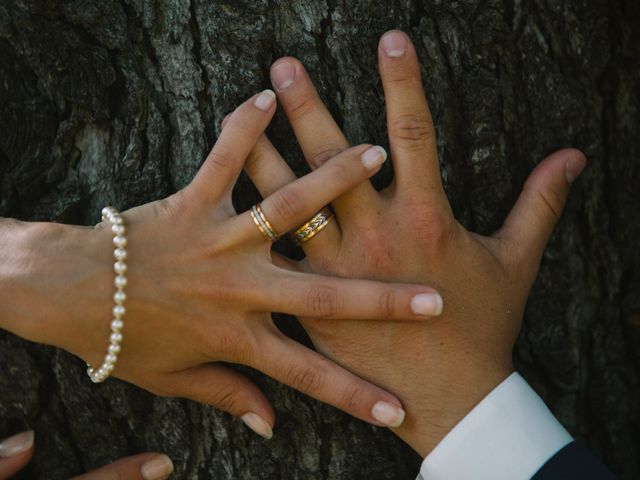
[0,217,43,334]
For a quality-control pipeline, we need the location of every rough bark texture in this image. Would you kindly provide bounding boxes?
[1,1,639,478]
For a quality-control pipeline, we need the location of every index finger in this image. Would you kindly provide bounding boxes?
[230,144,387,244]
[188,90,277,204]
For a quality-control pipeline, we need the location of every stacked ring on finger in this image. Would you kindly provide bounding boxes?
[290,206,334,245]
[250,203,280,241]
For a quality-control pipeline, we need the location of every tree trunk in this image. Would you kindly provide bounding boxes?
[1,1,638,478]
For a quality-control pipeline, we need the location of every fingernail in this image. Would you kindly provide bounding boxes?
[271,61,296,90]
[254,89,276,111]
[361,146,387,170]
[371,401,406,427]
[141,454,174,480]
[411,293,444,316]
[381,31,407,57]
[565,155,586,184]
[0,430,34,458]
[241,412,273,439]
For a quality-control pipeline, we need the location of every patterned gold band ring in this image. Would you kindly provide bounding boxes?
[250,204,280,242]
[290,207,334,245]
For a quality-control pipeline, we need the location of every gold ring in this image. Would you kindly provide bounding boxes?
[250,204,280,242]
[290,207,334,245]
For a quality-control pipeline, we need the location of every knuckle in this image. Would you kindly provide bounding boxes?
[287,366,325,394]
[215,326,253,361]
[309,146,346,168]
[216,329,240,356]
[341,385,365,414]
[287,95,316,120]
[211,278,242,304]
[325,160,353,186]
[306,285,339,318]
[411,206,455,246]
[389,114,434,147]
[206,149,235,173]
[534,185,564,223]
[270,187,301,220]
[88,467,126,480]
[214,386,241,413]
[152,191,191,226]
[377,289,396,319]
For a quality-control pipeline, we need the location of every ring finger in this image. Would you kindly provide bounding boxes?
[244,134,341,256]
[231,144,386,247]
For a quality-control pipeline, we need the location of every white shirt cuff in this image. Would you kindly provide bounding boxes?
[418,372,572,480]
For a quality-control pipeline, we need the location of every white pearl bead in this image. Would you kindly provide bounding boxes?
[114,275,127,288]
[113,235,127,248]
[114,261,127,274]
[90,206,129,384]
[111,318,124,330]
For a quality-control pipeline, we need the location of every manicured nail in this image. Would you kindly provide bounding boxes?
[565,155,586,184]
[411,293,444,316]
[271,61,296,90]
[381,31,407,57]
[141,454,174,480]
[0,430,34,458]
[254,89,276,111]
[241,412,273,439]
[361,146,387,170]
[371,401,406,427]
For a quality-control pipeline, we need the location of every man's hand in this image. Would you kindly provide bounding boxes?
[243,30,586,455]
[0,430,173,479]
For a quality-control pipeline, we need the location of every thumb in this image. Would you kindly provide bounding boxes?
[0,430,34,480]
[498,148,586,273]
[70,453,173,480]
[171,364,276,440]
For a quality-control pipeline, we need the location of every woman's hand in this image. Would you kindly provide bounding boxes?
[243,31,586,453]
[0,89,442,436]
[0,429,173,480]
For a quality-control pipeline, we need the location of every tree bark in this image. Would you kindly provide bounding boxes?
[1,0,639,478]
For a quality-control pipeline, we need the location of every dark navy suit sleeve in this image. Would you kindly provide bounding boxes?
[531,441,617,479]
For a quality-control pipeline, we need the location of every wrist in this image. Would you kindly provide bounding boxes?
[393,357,513,458]
[0,218,113,362]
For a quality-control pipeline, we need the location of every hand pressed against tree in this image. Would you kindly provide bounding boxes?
[0,90,442,438]
[244,30,586,454]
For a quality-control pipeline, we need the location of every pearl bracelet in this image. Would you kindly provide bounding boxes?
[87,206,128,383]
